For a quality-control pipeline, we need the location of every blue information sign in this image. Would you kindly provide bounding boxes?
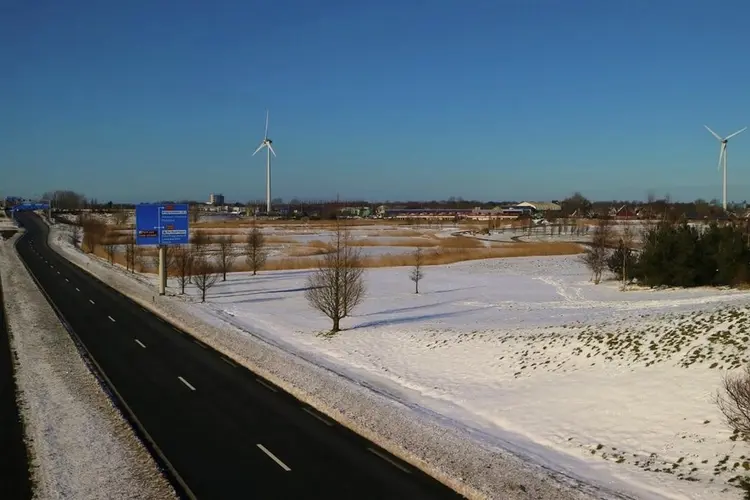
[12,202,50,212]
[135,203,189,246]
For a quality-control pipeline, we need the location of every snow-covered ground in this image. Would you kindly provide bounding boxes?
[168,257,750,500]
[0,232,175,499]
[47,218,750,499]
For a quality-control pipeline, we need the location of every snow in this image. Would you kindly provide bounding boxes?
[47,220,750,499]
[0,232,176,500]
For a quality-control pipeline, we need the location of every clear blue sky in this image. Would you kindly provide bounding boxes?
[2,0,750,204]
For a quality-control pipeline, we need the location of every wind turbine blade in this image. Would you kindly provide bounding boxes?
[265,109,269,139]
[252,143,265,156]
[718,144,726,171]
[268,143,276,157]
[705,125,723,141]
[725,126,748,140]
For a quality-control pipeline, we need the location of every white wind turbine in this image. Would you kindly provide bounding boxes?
[705,124,747,211]
[253,109,276,213]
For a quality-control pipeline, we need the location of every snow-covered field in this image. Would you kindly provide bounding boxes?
[167,257,750,499]
[0,232,175,499]
[46,217,750,499]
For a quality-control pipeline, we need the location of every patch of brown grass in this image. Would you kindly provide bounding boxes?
[285,245,331,257]
[346,238,440,248]
[264,235,297,243]
[231,241,583,271]
[437,236,484,249]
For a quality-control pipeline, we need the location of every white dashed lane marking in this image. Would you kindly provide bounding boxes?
[178,376,196,391]
[256,444,291,471]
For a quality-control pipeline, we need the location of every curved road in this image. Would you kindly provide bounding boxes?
[14,212,463,500]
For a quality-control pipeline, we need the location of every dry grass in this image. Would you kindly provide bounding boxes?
[346,238,439,248]
[231,242,584,272]
[285,245,332,257]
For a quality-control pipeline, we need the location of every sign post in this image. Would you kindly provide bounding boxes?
[135,203,189,295]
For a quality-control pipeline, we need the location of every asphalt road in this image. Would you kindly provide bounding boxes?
[14,212,463,500]
[0,245,32,500]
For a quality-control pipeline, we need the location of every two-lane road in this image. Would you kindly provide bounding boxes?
[15,212,463,500]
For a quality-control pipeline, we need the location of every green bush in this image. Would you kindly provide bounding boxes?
[633,221,750,287]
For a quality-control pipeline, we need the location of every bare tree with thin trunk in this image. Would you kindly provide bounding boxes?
[172,245,194,294]
[134,246,146,272]
[305,221,366,333]
[81,216,106,253]
[124,235,136,272]
[150,246,176,275]
[245,223,267,276]
[70,224,82,247]
[189,205,201,224]
[192,255,218,302]
[113,209,128,227]
[191,230,211,256]
[410,247,425,294]
[103,231,117,264]
[216,235,236,281]
[579,218,612,284]
[716,366,750,440]
[620,224,635,290]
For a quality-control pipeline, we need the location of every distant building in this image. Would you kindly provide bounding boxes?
[209,193,225,206]
[516,201,562,212]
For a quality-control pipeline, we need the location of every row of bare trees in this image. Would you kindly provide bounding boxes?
[70,213,427,330]
[160,224,269,302]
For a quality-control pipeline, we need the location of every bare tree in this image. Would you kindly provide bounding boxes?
[70,224,82,247]
[579,219,611,284]
[104,241,117,264]
[81,215,106,253]
[304,222,366,333]
[191,230,211,256]
[172,245,194,294]
[113,209,128,227]
[189,205,201,224]
[716,366,750,439]
[124,235,136,272]
[134,246,146,272]
[150,246,176,274]
[245,223,267,276]
[620,224,635,290]
[410,247,425,294]
[192,255,218,302]
[216,235,236,281]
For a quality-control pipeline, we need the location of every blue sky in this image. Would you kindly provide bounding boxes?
[2,0,750,204]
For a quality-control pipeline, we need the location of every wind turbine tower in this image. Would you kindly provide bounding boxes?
[253,110,276,213]
[705,125,747,211]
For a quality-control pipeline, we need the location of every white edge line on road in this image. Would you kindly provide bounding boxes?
[221,357,237,368]
[193,339,207,349]
[135,339,146,348]
[256,378,278,393]
[256,444,291,471]
[89,299,95,305]
[302,407,334,426]
[108,315,116,322]
[366,447,412,474]
[178,376,196,391]
[172,326,181,334]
